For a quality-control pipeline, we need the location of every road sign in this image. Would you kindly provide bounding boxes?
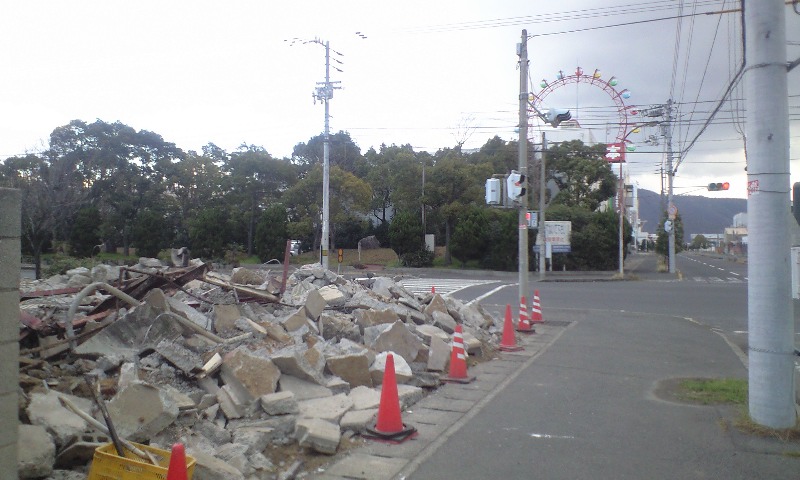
[527,211,538,228]
[605,143,626,163]
[337,248,343,263]
[668,204,677,220]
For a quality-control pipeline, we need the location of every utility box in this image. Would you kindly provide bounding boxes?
[485,178,501,205]
[792,247,800,299]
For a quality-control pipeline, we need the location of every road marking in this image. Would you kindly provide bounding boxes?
[529,433,576,439]
[399,278,498,296]
[468,283,513,306]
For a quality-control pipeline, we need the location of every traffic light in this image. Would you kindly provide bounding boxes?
[545,108,571,128]
[707,182,730,191]
[506,171,526,200]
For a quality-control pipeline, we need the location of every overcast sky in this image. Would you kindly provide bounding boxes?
[1,1,798,199]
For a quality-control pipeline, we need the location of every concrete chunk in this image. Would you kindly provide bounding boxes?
[427,334,450,372]
[271,343,326,384]
[353,308,400,332]
[340,408,378,433]
[213,304,242,333]
[347,386,381,411]
[260,391,299,415]
[304,289,327,320]
[432,310,457,334]
[297,393,354,423]
[188,449,246,480]
[280,308,311,332]
[294,418,341,455]
[318,285,346,307]
[107,382,179,442]
[366,320,424,364]
[27,391,91,448]
[221,347,281,399]
[18,424,55,479]
[370,351,413,385]
[326,352,373,388]
[278,375,332,401]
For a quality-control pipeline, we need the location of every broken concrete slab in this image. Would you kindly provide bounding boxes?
[424,293,449,321]
[280,307,312,333]
[271,343,326,385]
[319,311,362,343]
[154,339,203,376]
[213,303,242,334]
[396,384,425,410]
[277,375,332,401]
[26,391,92,448]
[216,384,250,420]
[106,382,179,442]
[318,285,346,307]
[340,408,377,433]
[297,393,354,423]
[353,308,400,333]
[427,334,450,372]
[294,417,341,455]
[260,391,299,415]
[459,302,495,330]
[414,324,450,345]
[370,352,413,385]
[347,386,381,411]
[230,267,266,286]
[220,347,281,399]
[326,352,373,388]
[431,310,457,334]
[18,424,55,480]
[366,320,424,365]
[304,289,327,320]
[189,449,246,480]
[370,276,395,299]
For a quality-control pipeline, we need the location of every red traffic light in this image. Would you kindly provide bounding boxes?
[707,182,730,191]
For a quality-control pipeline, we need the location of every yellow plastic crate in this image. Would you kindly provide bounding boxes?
[87,442,196,480]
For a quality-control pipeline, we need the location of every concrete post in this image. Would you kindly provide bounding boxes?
[744,1,796,428]
[0,188,20,480]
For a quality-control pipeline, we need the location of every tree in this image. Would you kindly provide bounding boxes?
[254,205,289,262]
[656,213,684,258]
[188,207,231,259]
[690,234,708,250]
[282,165,372,251]
[69,207,101,258]
[547,140,617,211]
[388,210,423,256]
[545,204,632,271]
[291,131,365,174]
[131,209,171,258]
[482,209,518,271]
[450,205,490,266]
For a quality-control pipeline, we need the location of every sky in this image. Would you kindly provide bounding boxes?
[0,1,798,200]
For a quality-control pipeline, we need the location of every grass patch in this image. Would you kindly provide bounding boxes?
[734,415,800,442]
[677,378,747,405]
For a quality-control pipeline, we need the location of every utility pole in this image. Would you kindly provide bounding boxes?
[664,99,676,274]
[744,1,795,429]
[518,30,530,307]
[311,39,341,270]
[539,133,547,280]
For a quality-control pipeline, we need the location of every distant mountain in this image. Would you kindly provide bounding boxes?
[637,188,746,242]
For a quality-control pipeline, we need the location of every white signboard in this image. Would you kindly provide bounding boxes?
[533,221,572,254]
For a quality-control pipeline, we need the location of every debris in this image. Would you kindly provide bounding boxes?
[18,425,55,480]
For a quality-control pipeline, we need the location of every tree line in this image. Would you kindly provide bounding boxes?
[0,118,635,278]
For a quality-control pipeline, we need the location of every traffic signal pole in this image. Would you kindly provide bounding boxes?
[744,1,795,429]
[518,30,530,308]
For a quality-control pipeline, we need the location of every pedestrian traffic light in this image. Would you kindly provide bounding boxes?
[707,182,730,191]
[506,171,526,200]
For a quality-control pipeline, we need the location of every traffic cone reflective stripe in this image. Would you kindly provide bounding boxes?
[499,304,523,352]
[364,353,417,442]
[531,290,544,323]
[442,325,475,383]
[516,296,534,333]
[166,443,188,480]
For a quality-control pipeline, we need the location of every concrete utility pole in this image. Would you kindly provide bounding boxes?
[744,1,795,429]
[539,133,547,280]
[665,100,676,274]
[518,30,530,306]
[312,39,341,270]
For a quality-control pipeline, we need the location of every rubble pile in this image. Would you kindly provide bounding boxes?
[17,259,501,479]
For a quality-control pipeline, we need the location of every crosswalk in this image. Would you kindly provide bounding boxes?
[398,278,499,296]
[690,276,746,283]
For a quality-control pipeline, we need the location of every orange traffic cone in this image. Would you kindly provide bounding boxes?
[364,353,417,443]
[431,285,436,294]
[516,296,534,333]
[166,443,188,480]
[442,325,476,383]
[499,304,523,352]
[531,290,544,323]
